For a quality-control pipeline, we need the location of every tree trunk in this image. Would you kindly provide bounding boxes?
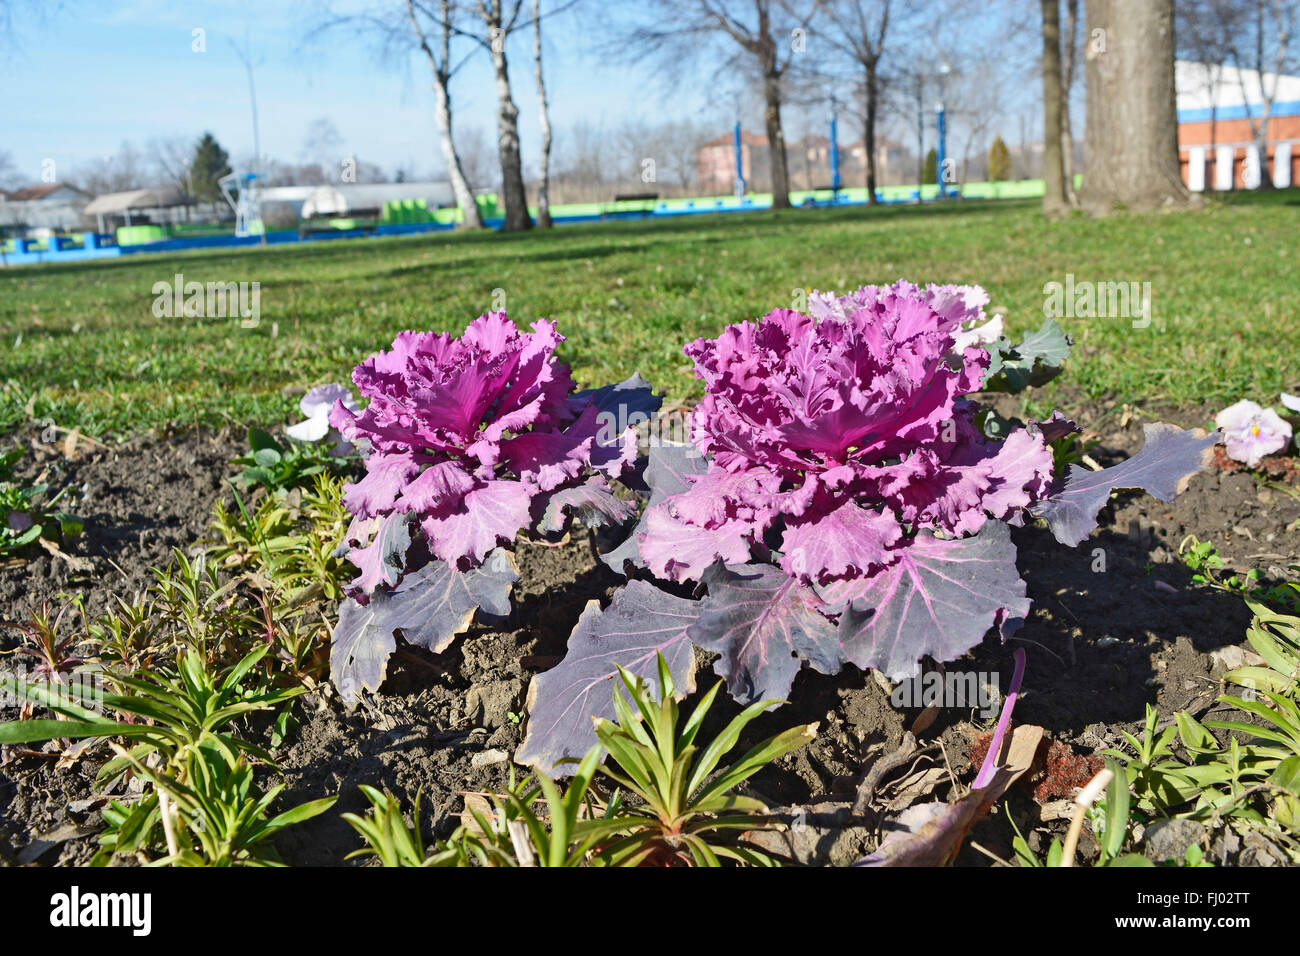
[1249,109,1274,189]
[865,61,879,205]
[1060,0,1080,206]
[433,80,484,229]
[763,70,791,209]
[532,0,553,227]
[1041,0,1070,215]
[1079,0,1191,213]
[1243,2,1275,188]
[487,29,532,230]
[915,75,924,188]
[1209,89,1218,190]
[407,0,483,229]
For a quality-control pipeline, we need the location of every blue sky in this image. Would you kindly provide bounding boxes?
[2,0,1040,187]
[2,0,725,183]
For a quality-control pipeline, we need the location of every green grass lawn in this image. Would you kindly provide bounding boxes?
[1,190,1296,439]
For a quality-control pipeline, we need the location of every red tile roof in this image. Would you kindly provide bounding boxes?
[700,130,770,149]
[2,183,86,201]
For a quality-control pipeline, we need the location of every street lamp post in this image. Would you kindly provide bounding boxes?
[936,62,951,199]
[733,120,746,198]
[829,91,842,200]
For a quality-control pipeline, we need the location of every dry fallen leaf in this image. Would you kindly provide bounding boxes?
[856,724,1045,866]
[38,537,94,573]
[884,764,948,812]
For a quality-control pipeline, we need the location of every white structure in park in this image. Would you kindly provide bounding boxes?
[1176,60,1300,191]
[299,181,454,218]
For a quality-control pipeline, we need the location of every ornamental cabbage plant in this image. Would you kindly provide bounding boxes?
[327,312,659,706]
[518,281,1220,772]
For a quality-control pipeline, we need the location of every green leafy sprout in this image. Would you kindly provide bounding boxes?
[0,447,81,557]
[343,654,815,867]
[232,426,354,496]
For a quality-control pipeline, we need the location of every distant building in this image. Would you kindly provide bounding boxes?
[843,138,909,186]
[1176,59,1300,190]
[695,131,771,193]
[695,130,912,193]
[0,183,91,233]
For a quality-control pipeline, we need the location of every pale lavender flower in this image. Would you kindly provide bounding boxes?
[287,384,360,456]
[1215,399,1292,467]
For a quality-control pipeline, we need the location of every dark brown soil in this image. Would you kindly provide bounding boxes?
[2,403,1299,867]
[0,425,243,621]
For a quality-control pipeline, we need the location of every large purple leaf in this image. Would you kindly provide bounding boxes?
[1031,411,1080,443]
[570,371,662,423]
[831,522,1030,681]
[569,372,661,479]
[688,562,842,704]
[331,548,519,708]
[419,479,533,565]
[600,441,708,571]
[516,581,700,773]
[779,501,902,581]
[347,511,412,594]
[1031,423,1219,547]
[533,475,638,534]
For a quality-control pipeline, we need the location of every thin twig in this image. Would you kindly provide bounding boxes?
[1061,767,1113,867]
[852,731,916,817]
[969,841,1013,867]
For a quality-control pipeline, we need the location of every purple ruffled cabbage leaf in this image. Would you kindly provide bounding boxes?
[641,281,1057,591]
[524,281,1217,761]
[328,312,658,705]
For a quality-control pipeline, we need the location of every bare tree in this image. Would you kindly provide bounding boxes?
[75,141,148,195]
[0,0,71,58]
[0,149,22,191]
[1176,0,1248,182]
[1078,0,1191,212]
[308,2,484,228]
[453,1,533,230]
[1230,0,1297,188]
[1060,0,1080,205]
[407,0,484,226]
[148,135,196,201]
[301,117,345,181]
[823,1,903,204]
[900,67,927,187]
[943,58,1007,184]
[532,0,553,227]
[644,120,709,189]
[545,118,708,202]
[637,119,713,190]
[617,1,825,210]
[458,125,497,190]
[1041,0,1070,213]
[554,120,609,195]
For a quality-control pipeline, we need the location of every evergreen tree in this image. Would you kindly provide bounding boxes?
[988,136,1011,182]
[189,132,231,205]
[922,148,937,186]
